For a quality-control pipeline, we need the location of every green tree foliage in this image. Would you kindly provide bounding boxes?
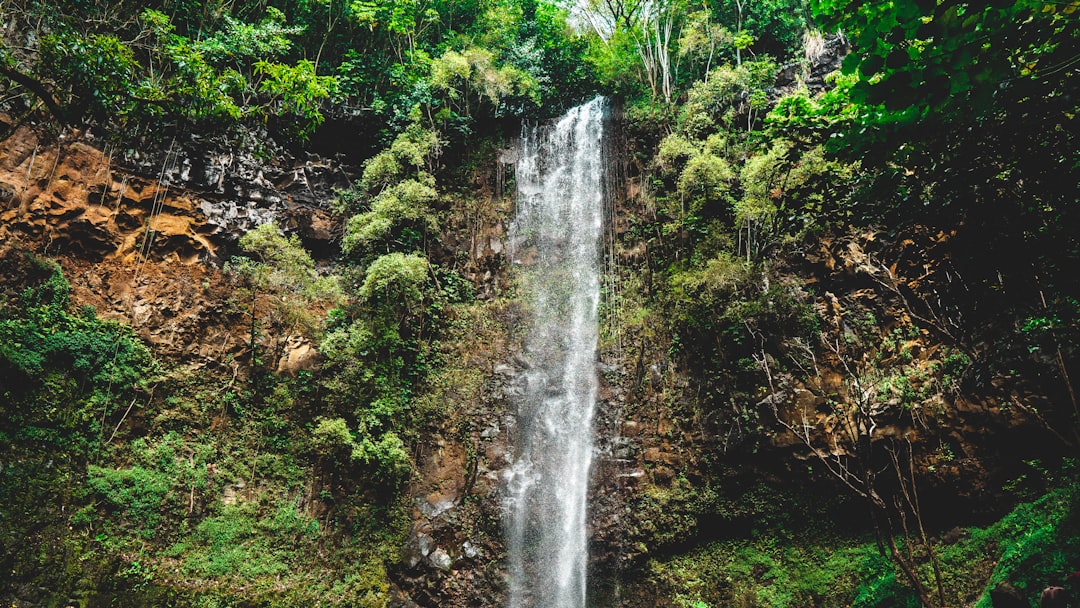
[358,252,431,312]
[344,177,441,257]
[678,59,777,136]
[647,58,783,245]
[431,46,539,118]
[810,0,1079,181]
[657,134,736,233]
[281,0,591,138]
[340,123,443,259]
[810,0,1079,417]
[582,0,805,105]
[0,0,597,146]
[763,73,860,143]
[357,123,441,193]
[2,3,334,137]
[318,253,444,484]
[254,59,338,137]
[510,0,597,110]
[230,222,339,312]
[350,0,441,63]
[321,253,438,409]
[735,137,857,258]
[678,8,734,82]
[709,0,810,61]
[816,0,1075,118]
[0,257,159,602]
[310,416,412,480]
[226,222,339,380]
[38,32,139,123]
[321,101,479,486]
[588,27,651,98]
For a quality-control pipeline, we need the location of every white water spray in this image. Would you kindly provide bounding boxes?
[506,97,607,608]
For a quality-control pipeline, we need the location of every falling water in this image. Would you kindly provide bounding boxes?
[506,97,607,608]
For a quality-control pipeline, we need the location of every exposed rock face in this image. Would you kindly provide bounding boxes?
[774,33,850,93]
[395,324,523,607]
[0,122,353,364]
[0,123,350,266]
[0,128,217,264]
[276,336,321,375]
[118,129,350,257]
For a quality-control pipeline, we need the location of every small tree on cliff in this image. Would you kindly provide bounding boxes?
[226,222,339,399]
[775,338,946,607]
[770,303,956,607]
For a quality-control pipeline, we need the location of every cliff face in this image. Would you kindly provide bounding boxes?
[372,121,1072,608]
[0,121,348,368]
[0,108,1073,608]
[0,122,345,263]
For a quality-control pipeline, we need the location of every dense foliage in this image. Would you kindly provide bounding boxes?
[2,0,1078,605]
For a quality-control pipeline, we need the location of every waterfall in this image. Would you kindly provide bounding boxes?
[506,96,607,608]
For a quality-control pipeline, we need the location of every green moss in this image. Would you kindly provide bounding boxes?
[967,473,1080,606]
[638,471,1080,608]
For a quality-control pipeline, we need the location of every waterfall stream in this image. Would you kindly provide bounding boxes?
[506,97,607,608]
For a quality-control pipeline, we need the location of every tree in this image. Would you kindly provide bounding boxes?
[634,0,682,102]
[678,7,733,83]
[226,223,339,384]
[339,122,443,261]
[0,3,336,139]
[772,316,953,608]
[349,0,441,64]
[318,252,444,464]
[430,46,539,118]
[711,0,809,62]
[812,0,1078,161]
[582,0,651,34]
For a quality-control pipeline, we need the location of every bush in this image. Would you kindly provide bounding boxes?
[87,464,172,535]
[342,180,440,257]
[0,260,157,451]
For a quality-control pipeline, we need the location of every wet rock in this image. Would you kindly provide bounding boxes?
[989,582,1026,608]
[404,532,435,569]
[428,548,452,571]
[651,465,675,485]
[462,541,480,559]
[418,533,435,557]
[596,361,623,376]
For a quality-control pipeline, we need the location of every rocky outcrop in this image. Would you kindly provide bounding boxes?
[774,32,850,94]
[0,121,350,266]
[0,127,217,263]
[393,301,527,607]
[0,120,356,365]
[116,127,350,257]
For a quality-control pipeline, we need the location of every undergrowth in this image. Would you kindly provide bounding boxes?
[644,462,1079,608]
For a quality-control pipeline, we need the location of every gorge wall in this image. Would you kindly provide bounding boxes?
[0,96,1075,608]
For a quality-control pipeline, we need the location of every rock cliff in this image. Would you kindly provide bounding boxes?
[0,105,1073,607]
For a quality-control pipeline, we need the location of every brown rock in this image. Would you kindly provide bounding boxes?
[276,337,321,375]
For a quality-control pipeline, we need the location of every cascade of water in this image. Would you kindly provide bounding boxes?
[506,97,607,608]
